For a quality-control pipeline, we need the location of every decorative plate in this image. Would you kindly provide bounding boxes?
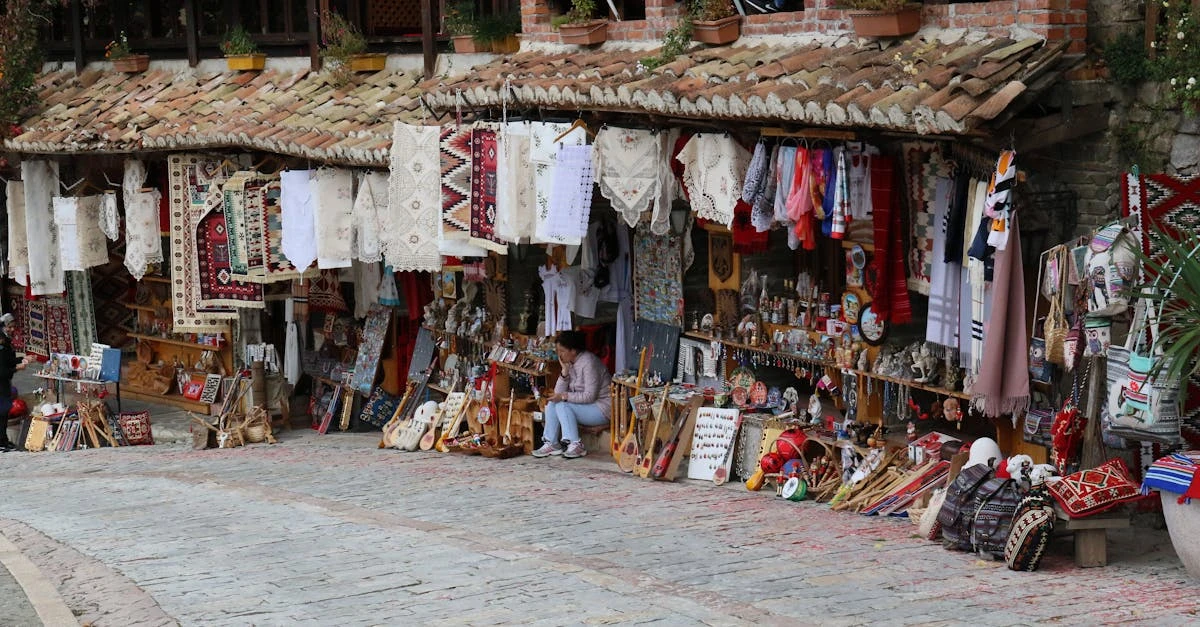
[859,303,888,346]
[731,386,749,407]
[749,381,768,406]
[729,367,756,390]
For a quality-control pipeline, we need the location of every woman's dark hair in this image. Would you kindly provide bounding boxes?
[556,330,587,353]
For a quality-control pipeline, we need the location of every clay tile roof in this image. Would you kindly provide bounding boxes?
[422,36,1072,135]
[7,64,428,166]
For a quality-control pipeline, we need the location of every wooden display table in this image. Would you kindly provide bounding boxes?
[1054,505,1131,568]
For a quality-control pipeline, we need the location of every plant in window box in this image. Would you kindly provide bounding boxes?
[476,11,522,54]
[220,25,266,71]
[835,0,922,38]
[444,0,483,53]
[321,10,385,81]
[106,31,149,73]
[689,0,740,45]
[552,0,607,46]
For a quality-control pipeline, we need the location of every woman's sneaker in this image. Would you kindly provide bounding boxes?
[531,441,564,458]
[563,441,587,458]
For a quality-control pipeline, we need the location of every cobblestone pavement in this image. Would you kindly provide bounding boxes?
[0,560,39,625]
[0,430,1197,627]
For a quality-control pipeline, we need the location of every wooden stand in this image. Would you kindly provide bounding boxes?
[1056,506,1130,568]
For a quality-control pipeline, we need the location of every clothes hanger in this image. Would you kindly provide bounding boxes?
[553,116,595,144]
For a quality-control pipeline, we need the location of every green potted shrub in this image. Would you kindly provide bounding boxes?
[105,31,149,73]
[690,0,740,45]
[321,10,384,75]
[220,25,266,71]
[445,0,487,53]
[552,0,607,46]
[476,11,521,54]
[836,0,922,38]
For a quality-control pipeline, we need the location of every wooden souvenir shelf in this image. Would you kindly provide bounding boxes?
[129,333,227,351]
[684,331,834,368]
[122,386,214,413]
[427,383,451,395]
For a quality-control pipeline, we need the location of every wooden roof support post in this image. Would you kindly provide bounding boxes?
[308,0,322,72]
[185,0,200,68]
[421,0,437,80]
[70,0,84,75]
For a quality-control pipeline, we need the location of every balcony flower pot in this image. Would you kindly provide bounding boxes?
[348,53,387,72]
[1162,493,1200,580]
[491,34,520,54]
[112,54,150,73]
[847,3,921,38]
[225,53,267,71]
[559,19,608,45]
[692,14,741,45]
[452,35,489,53]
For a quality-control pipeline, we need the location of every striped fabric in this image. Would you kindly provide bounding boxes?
[1142,452,1200,503]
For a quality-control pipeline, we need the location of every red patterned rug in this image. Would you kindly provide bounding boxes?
[5,285,26,353]
[196,203,264,309]
[469,125,505,253]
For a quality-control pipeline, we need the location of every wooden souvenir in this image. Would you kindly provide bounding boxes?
[715,289,739,328]
[636,387,672,478]
[654,396,705,481]
[708,232,738,290]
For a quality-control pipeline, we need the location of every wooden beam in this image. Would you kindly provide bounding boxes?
[308,0,321,72]
[992,103,1109,155]
[70,0,84,75]
[759,127,857,140]
[184,0,200,68]
[1146,0,1160,61]
[421,0,437,80]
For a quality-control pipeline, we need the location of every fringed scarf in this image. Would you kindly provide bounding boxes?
[971,213,1029,423]
[925,176,959,350]
[870,155,910,324]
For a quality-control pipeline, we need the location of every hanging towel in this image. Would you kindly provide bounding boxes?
[117,159,146,241]
[100,192,120,241]
[354,171,386,263]
[284,296,301,386]
[54,195,108,271]
[124,189,164,280]
[538,144,594,246]
[595,126,661,229]
[926,176,959,349]
[23,161,63,296]
[972,213,1029,421]
[529,121,588,243]
[676,133,750,227]
[7,182,28,285]
[312,168,355,269]
[280,169,317,272]
[495,121,535,242]
[385,122,442,272]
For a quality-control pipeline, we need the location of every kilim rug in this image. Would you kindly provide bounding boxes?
[241,176,268,279]
[196,191,264,309]
[223,171,254,276]
[440,124,474,240]
[903,142,942,296]
[89,236,133,348]
[5,285,26,353]
[25,298,47,358]
[44,296,74,356]
[254,180,308,283]
[65,271,97,353]
[469,124,506,253]
[632,224,684,326]
[168,154,236,331]
[307,270,348,314]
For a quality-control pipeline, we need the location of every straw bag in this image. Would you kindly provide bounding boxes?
[1040,246,1070,366]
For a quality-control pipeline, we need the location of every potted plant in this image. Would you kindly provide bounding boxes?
[1135,227,1200,579]
[836,0,922,38]
[476,11,522,54]
[552,0,607,46]
[689,0,740,45]
[220,25,266,71]
[105,31,149,73]
[321,10,385,74]
[444,0,487,53]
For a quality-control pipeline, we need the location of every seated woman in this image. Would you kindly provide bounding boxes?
[532,330,611,459]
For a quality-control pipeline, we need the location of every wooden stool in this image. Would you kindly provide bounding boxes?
[579,423,610,453]
[1055,505,1130,567]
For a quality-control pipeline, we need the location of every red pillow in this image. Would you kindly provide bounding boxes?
[1048,458,1139,518]
[117,411,155,446]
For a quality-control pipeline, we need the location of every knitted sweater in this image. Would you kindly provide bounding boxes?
[553,351,612,419]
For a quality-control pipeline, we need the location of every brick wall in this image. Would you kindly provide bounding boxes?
[522,0,1088,53]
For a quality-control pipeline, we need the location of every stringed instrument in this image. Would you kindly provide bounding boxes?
[420,392,464,451]
[636,386,671,478]
[400,401,439,451]
[651,396,703,480]
[436,396,473,453]
[380,374,426,448]
[615,347,650,471]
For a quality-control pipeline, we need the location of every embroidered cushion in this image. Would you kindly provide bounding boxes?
[1048,458,1139,517]
[1005,505,1054,571]
[118,411,155,446]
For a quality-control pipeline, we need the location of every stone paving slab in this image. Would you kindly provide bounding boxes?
[0,424,1196,625]
[0,559,39,625]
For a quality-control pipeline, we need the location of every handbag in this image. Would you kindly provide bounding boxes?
[1042,246,1070,365]
[1022,407,1055,447]
[1050,367,1087,471]
[1107,299,1183,446]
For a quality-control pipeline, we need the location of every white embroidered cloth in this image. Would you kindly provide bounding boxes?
[116,158,146,241]
[496,121,535,242]
[54,196,108,271]
[312,168,354,269]
[529,122,587,243]
[124,189,164,280]
[538,144,594,246]
[676,134,749,227]
[593,126,660,228]
[280,169,317,272]
[22,161,63,296]
[100,192,120,241]
[353,171,386,263]
[6,182,28,284]
[385,122,442,272]
[651,129,680,235]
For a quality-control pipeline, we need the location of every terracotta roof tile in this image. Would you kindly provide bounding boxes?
[8,65,427,165]
[422,35,1069,134]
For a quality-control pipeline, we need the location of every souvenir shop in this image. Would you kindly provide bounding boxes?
[368,108,1200,574]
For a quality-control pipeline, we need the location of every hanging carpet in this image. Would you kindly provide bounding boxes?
[167,154,236,331]
[632,224,684,327]
[440,124,474,241]
[196,181,264,309]
[65,270,97,352]
[469,124,507,253]
[22,160,63,296]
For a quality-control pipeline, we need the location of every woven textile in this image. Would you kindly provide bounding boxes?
[65,271,97,352]
[7,181,28,284]
[926,176,959,349]
[118,411,154,445]
[538,144,594,246]
[632,224,683,326]
[240,176,269,279]
[1004,498,1054,571]
[168,155,236,331]
[675,134,750,227]
[54,196,108,271]
[905,143,943,294]
[44,296,74,355]
[495,122,535,242]
[469,125,507,253]
[530,122,588,243]
[123,189,163,281]
[385,122,441,272]
[90,249,133,347]
[100,192,120,241]
[1049,458,1140,517]
[25,298,48,357]
[1142,452,1200,500]
[308,269,348,314]
[312,168,355,269]
[223,172,254,275]
[196,186,264,309]
[440,124,474,240]
[5,285,26,352]
[280,169,317,272]
[22,160,63,296]
[255,180,306,283]
[353,172,385,263]
[594,126,661,228]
